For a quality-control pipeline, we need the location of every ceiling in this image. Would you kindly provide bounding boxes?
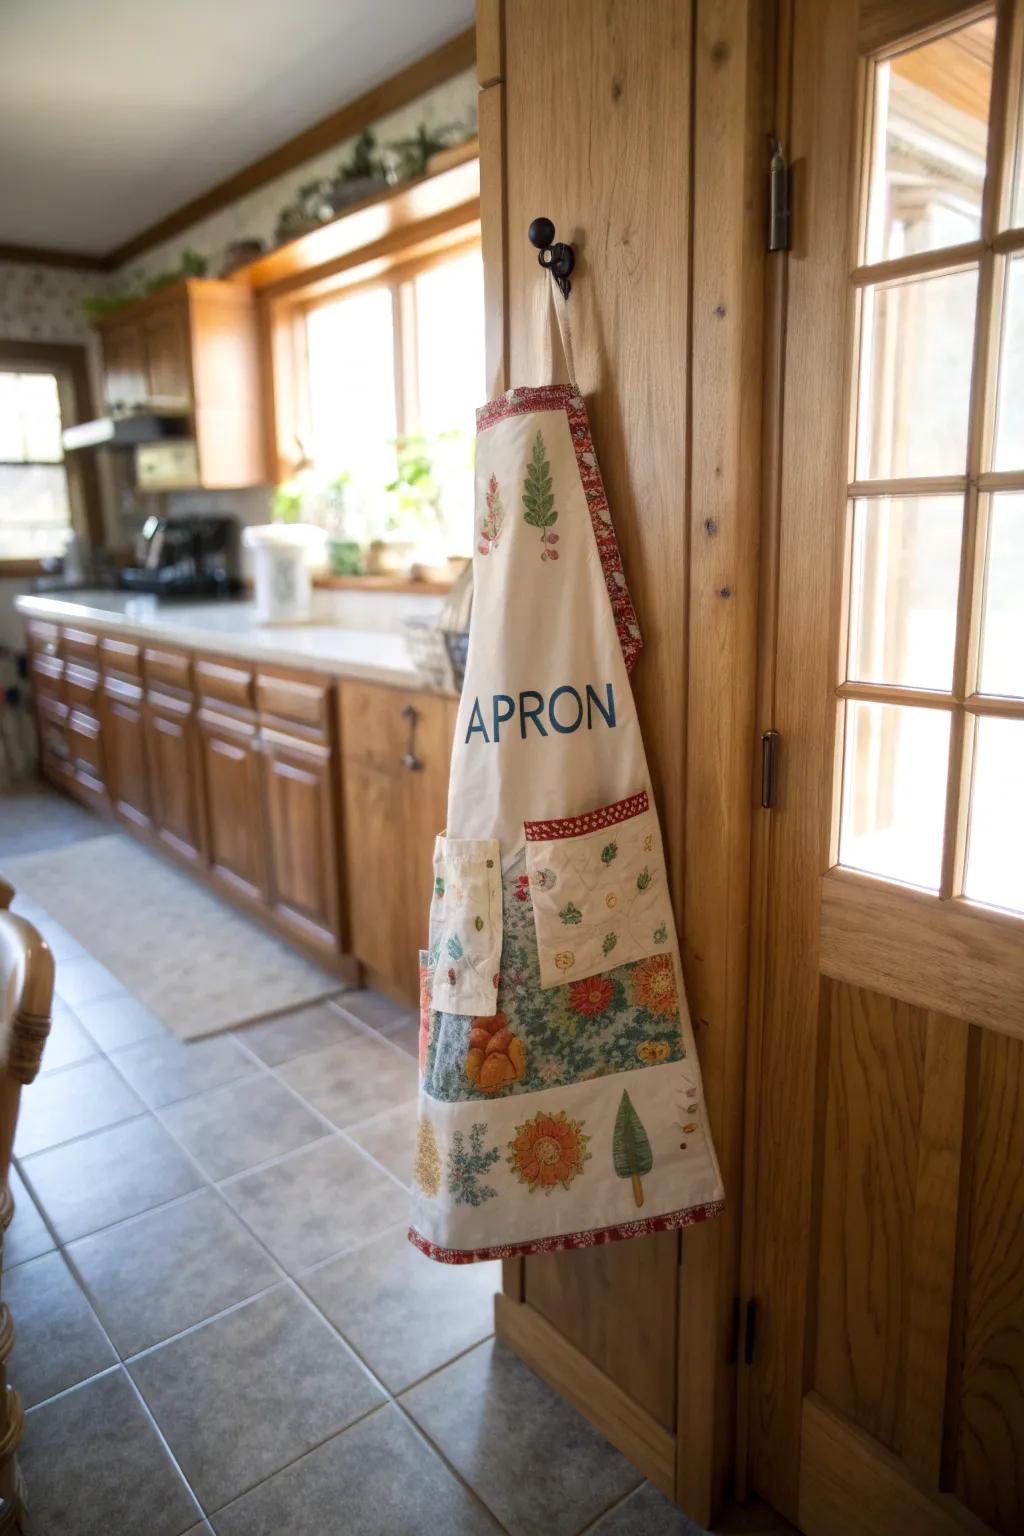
[0,0,473,255]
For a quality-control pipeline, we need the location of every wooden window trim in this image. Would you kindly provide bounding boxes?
[0,339,104,561]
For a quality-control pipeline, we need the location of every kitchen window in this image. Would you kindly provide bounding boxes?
[0,368,73,563]
[291,240,485,554]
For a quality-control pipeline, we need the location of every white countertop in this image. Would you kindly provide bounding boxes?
[15,589,449,690]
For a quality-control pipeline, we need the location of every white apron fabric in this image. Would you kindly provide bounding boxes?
[409,284,724,1263]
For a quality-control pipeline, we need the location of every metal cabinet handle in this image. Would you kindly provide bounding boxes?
[401,703,422,771]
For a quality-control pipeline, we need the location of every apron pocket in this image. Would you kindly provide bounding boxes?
[429,836,503,1016]
[524,791,675,989]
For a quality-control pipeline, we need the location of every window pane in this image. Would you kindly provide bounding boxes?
[865,18,993,264]
[964,715,1024,914]
[0,464,72,558]
[304,286,397,507]
[838,699,951,890]
[0,375,21,460]
[847,495,962,689]
[855,267,977,480]
[18,373,63,462]
[978,493,1024,697]
[993,253,1024,470]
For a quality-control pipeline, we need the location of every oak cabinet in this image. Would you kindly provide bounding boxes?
[101,677,151,832]
[197,707,266,908]
[338,679,455,1000]
[100,321,147,411]
[146,693,205,866]
[263,730,340,954]
[143,305,191,406]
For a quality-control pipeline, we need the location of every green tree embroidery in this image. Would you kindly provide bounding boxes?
[653,923,668,944]
[601,842,618,865]
[613,1090,654,1208]
[448,1123,500,1206]
[602,932,617,956]
[447,935,463,961]
[558,901,583,925]
[636,867,651,890]
[522,431,560,561]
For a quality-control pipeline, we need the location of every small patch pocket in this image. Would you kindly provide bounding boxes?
[429,836,503,1016]
[524,791,674,989]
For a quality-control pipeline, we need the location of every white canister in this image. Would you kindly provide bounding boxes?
[243,524,326,625]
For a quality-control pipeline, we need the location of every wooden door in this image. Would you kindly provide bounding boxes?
[197,707,266,906]
[146,690,205,866]
[101,321,147,411]
[101,677,151,832]
[745,4,1024,1534]
[263,728,341,954]
[143,301,191,407]
[337,681,453,1001]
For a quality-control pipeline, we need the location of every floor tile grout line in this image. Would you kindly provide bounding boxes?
[121,1367,208,1528]
[575,1478,647,1534]
[9,1181,215,1270]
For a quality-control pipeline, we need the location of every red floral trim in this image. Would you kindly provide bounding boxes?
[524,790,649,843]
[407,1196,724,1266]
[476,386,643,673]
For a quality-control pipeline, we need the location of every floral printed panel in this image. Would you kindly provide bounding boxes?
[428,836,503,1017]
[523,791,675,988]
[422,851,686,1105]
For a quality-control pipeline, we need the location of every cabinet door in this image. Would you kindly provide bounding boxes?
[102,678,151,831]
[263,729,340,954]
[146,692,205,866]
[144,302,191,406]
[101,322,147,410]
[197,708,265,906]
[338,682,453,1000]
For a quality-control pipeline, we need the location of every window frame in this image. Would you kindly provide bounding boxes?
[0,339,103,575]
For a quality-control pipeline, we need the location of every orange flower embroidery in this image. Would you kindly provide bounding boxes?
[465,1012,526,1094]
[636,1039,671,1064]
[631,953,679,1017]
[507,1110,591,1194]
[569,975,614,1017]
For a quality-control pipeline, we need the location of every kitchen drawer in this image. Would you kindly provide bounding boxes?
[256,671,331,737]
[103,672,144,706]
[30,653,64,700]
[26,619,60,657]
[144,646,192,696]
[62,626,100,665]
[338,680,454,777]
[67,708,104,776]
[64,661,100,710]
[195,658,254,714]
[100,636,143,681]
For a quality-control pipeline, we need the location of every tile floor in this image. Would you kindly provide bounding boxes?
[2,791,792,1536]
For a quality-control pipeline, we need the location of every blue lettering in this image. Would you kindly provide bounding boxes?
[519,690,548,738]
[465,697,489,744]
[492,693,516,742]
[549,685,584,734]
[586,682,616,729]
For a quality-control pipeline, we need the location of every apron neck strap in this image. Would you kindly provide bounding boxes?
[548,273,578,388]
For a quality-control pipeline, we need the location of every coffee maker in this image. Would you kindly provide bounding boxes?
[121,514,242,598]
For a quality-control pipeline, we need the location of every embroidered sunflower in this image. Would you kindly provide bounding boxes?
[631,953,678,1016]
[507,1110,591,1193]
[636,1039,672,1064]
[569,975,614,1017]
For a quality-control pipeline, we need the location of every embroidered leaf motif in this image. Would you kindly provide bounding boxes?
[636,867,651,891]
[558,901,582,926]
[434,876,445,898]
[447,935,463,961]
[447,1123,500,1206]
[474,915,484,932]
[478,473,505,555]
[522,430,560,561]
[653,922,668,944]
[612,1089,654,1208]
[602,932,618,956]
[413,1116,442,1196]
[600,841,618,865]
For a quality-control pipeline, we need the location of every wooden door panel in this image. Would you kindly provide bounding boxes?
[103,683,151,831]
[340,758,401,981]
[264,733,339,952]
[525,1232,680,1429]
[198,711,264,904]
[101,321,146,410]
[144,301,191,405]
[147,699,205,865]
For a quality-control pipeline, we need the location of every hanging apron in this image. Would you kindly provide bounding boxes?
[409,283,725,1263]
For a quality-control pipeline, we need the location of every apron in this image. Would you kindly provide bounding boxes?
[409,282,725,1263]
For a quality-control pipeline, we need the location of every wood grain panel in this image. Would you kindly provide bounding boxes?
[815,982,928,1450]
[820,875,1024,1041]
[525,1232,680,1430]
[953,1029,1024,1535]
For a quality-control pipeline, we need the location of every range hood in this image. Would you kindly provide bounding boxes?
[63,412,191,452]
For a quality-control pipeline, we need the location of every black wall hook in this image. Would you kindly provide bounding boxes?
[528,217,575,300]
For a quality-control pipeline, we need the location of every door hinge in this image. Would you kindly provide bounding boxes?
[768,138,790,252]
[760,729,780,809]
[744,1297,758,1365]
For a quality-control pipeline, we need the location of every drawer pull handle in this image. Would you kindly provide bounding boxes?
[401,703,422,772]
